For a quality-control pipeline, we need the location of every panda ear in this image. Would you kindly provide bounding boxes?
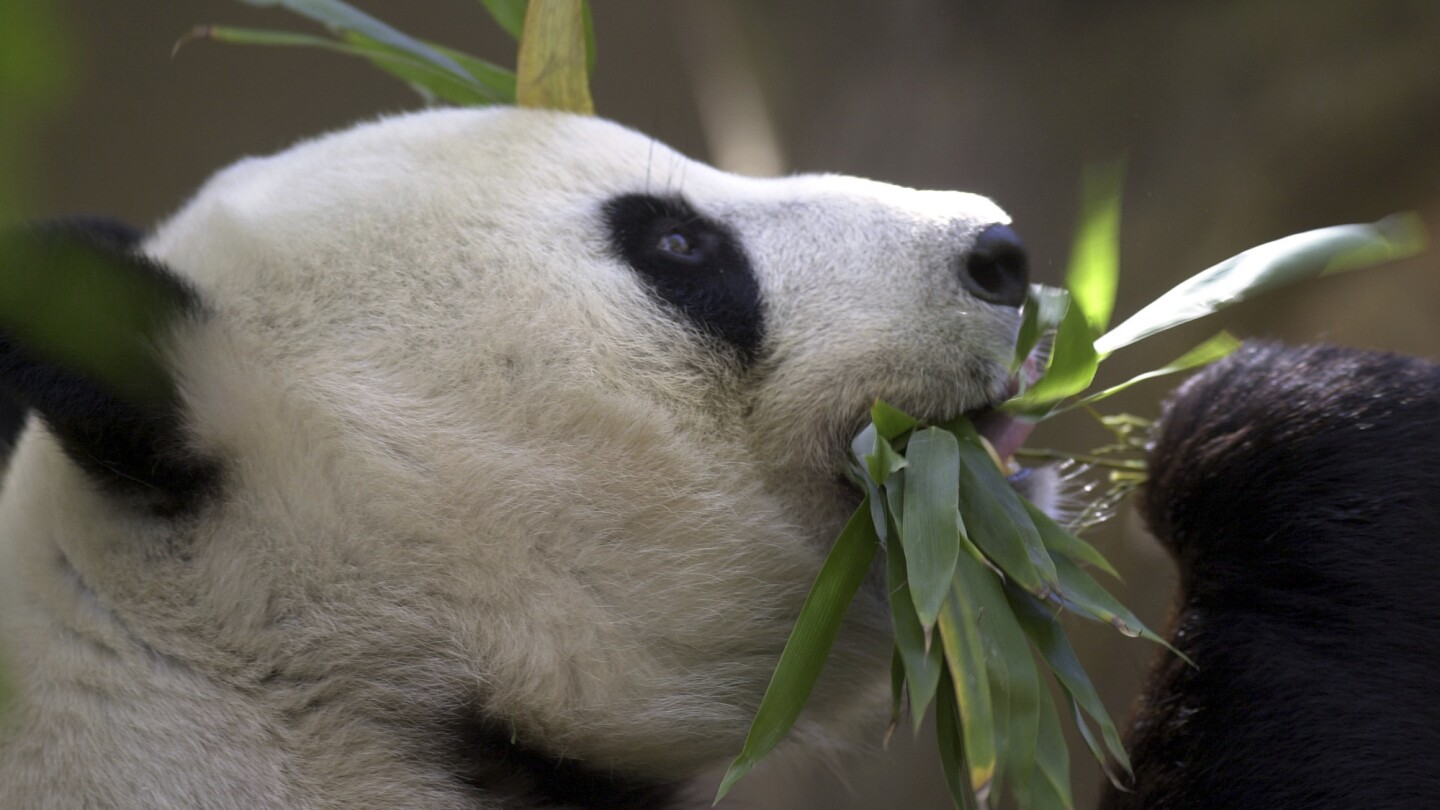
[0,218,218,514]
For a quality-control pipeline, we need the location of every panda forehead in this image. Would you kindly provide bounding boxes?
[466,109,1010,230]
[155,108,1009,255]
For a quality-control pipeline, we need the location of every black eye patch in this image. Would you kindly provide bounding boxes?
[603,194,764,362]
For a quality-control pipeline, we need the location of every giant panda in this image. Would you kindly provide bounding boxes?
[0,107,1038,809]
[1107,342,1440,808]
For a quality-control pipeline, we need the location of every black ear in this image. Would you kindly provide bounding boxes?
[0,217,218,514]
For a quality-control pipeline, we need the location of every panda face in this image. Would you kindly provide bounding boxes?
[0,107,1025,803]
[145,104,1025,584]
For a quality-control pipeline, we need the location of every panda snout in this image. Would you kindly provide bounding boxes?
[960,223,1029,308]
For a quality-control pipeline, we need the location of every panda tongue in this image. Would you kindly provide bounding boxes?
[971,360,1043,463]
[972,408,1034,463]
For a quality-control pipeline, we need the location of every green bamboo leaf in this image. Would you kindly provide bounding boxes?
[937,588,996,797]
[1012,296,1100,412]
[1060,331,1242,414]
[946,419,1059,598]
[188,24,347,49]
[1065,694,1123,788]
[481,1,595,76]
[865,430,907,493]
[1096,214,1427,355]
[850,422,879,479]
[0,227,188,407]
[871,398,919,440]
[889,646,907,740]
[715,501,881,802]
[188,27,513,106]
[581,0,597,78]
[344,33,515,102]
[884,467,906,535]
[848,423,895,540]
[1008,589,1132,778]
[237,0,474,82]
[516,0,594,114]
[1013,284,1069,374]
[1029,680,1075,810]
[1049,554,1192,665]
[1066,159,1124,333]
[936,670,982,810]
[478,0,528,39]
[332,34,501,104]
[1023,500,1119,580]
[952,544,1042,808]
[901,428,963,628]
[886,531,944,732]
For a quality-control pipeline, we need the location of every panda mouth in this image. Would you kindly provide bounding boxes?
[964,372,1033,466]
[971,407,1034,465]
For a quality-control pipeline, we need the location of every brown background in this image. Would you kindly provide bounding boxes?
[11,2,1440,807]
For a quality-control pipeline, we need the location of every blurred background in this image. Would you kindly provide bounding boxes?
[4,1,1439,807]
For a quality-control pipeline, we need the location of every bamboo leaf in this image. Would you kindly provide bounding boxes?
[715,501,881,801]
[936,670,982,810]
[1096,214,1427,355]
[516,0,594,114]
[946,419,1059,598]
[189,26,514,106]
[901,428,963,628]
[937,587,996,797]
[1008,589,1132,777]
[865,430,907,493]
[1024,500,1120,580]
[1030,684,1076,810]
[580,0,597,77]
[1064,695,1125,789]
[1049,553,1192,665]
[237,0,474,82]
[952,544,1042,808]
[1013,284,1069,375]
[338,31,512,103]
[478,0,528,39]
[352,34,515,101]
[849,423,895,541]
[887,533,944,732]
[885,467,906,535]
[1061,331,1242,413]
[1012,296,1100,412]
[0,227,189,407]
[872,398,919,440]
[888,646,907,741]
[481,0,595,76]
[1066,159,1124,333]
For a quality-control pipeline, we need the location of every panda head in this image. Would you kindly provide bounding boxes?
[0,108,1026,797]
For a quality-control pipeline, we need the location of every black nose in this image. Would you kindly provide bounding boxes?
[961,224,1029,308]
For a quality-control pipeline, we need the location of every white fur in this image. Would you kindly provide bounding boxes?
[0,108,1021,808]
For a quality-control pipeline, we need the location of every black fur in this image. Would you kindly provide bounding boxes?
[1102,343,1440,809]
[0,218,218,514]
[0,391,25,463]
[453,716,682,810]
[603,194,764,361]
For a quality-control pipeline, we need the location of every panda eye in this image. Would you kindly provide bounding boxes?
[654,228,706,264]
[604,193,764,360]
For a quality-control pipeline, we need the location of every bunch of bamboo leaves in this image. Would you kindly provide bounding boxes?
[716,162,1425,808]
[188,0,595,113]
[189,5,1428,807]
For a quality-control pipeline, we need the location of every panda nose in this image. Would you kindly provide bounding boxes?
[960,224,1029,308]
